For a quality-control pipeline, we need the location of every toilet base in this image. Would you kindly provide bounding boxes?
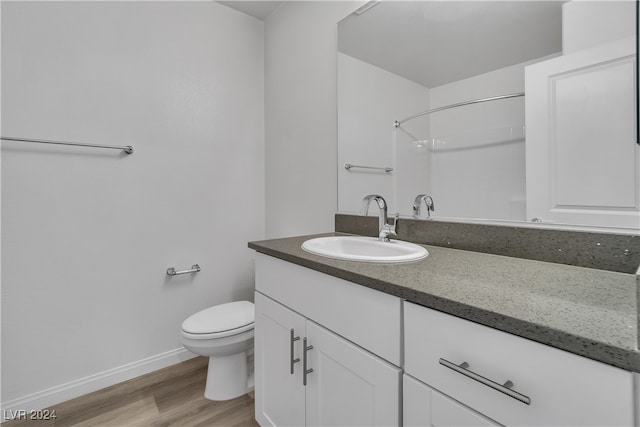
[204,351,250,401]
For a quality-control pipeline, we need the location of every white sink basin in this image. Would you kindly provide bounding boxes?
[301,236,428,263]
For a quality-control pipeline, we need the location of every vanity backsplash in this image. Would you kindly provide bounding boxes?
[335,214,640,274]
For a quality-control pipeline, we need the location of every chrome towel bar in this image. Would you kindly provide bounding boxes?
[1,136,134,154]
[345,163,393,173]
[167,264,201,276]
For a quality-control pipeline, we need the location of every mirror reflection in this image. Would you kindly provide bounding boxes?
[337,0,638,230]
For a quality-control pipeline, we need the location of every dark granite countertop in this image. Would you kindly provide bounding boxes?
[249,233,640,373]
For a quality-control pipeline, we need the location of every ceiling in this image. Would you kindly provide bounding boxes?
[217,1,283,20]
[338,1,565,88]
[216,1,566,88]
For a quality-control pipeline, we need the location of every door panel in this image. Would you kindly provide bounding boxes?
[305,321,401,426]
[404,374,501,427]
[525,36,638,229]
[255,292,306,427]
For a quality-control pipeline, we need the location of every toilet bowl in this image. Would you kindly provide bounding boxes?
[180,300,255,401]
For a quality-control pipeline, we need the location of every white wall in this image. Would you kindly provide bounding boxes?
[562,0,636,54]
[337,53,431,216]
[264,1,362,238]
[427,59,538,221]
[1,1,264,409]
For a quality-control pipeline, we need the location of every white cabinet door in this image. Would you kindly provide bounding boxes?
[525,36,639,229]
[255,292,306,427]
[305,321,401,427]
[404,374,501,427]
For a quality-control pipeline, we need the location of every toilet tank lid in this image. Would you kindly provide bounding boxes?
[182,301,255,334]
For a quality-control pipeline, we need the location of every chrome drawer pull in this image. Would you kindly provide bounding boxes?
[290,329,300,375]
[439,358,531,405]
[303,337,314,386]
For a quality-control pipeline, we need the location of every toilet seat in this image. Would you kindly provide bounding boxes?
[181,301,255,339]
[181,323,254,340]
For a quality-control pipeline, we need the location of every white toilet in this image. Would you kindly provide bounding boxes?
[180,300,255,401]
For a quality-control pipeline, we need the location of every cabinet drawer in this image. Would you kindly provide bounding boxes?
[255,253,402,365]
[404,302,634,426]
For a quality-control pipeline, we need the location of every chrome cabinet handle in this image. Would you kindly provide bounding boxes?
[303,337,314,386]
[439,358,531,405]
[290,329,300,375]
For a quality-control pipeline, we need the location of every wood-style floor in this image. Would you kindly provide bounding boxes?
[3,357,259,427]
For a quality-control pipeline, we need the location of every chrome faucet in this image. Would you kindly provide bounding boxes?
[361,194,397,242]
[413,194,435,218]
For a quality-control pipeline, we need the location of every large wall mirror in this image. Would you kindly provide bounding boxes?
[337,0,639,231]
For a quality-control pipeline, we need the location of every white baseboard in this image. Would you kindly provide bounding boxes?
[1,348,196,421]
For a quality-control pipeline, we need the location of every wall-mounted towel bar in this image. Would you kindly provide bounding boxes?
[167,264,201,276]
[394,92,525,128]
[345,163,393,173]
[1,136,134,154]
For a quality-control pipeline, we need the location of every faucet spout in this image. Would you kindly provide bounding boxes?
[413,194,435,218]
[361,195,397,242]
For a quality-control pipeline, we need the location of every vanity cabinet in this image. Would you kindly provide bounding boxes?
[404,302,635,426]
[254,253,402,427]
[252,251,636,426]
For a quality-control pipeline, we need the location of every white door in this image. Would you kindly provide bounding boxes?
[255,292,306,427]
[304,321,401,426]
[525,36,638,229]
[404,374,501,427]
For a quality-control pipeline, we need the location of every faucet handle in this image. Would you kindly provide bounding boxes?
[390,212,399,236]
